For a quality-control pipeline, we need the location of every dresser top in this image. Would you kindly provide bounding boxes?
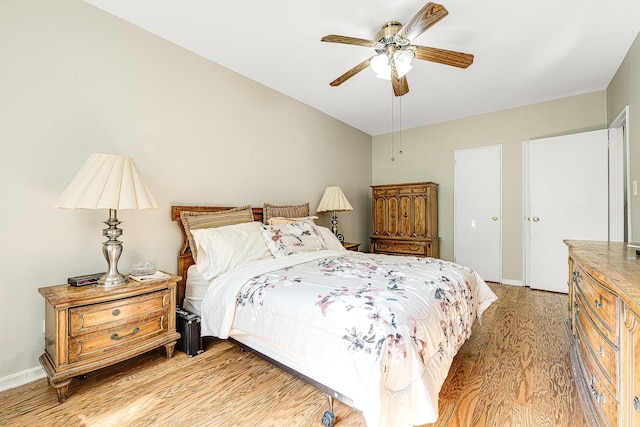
[565,240,640,312]
[371,181,438,189]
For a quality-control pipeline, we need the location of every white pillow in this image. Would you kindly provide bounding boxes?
[260,220,327,258]
[191,223,272,281]
[317,226,347,251]
[267,215,319,225]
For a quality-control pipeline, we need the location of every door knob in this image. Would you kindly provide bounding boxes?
[532,216,540,222]
[492,216,499,221]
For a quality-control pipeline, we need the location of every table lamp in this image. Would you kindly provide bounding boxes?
[316,186,353,240]
[54,153,160,287]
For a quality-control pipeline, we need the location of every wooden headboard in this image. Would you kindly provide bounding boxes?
[170,205,265,307]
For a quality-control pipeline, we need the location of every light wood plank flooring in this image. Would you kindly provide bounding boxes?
[0,283,587,426]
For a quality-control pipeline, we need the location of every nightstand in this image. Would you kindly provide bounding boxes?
[38,274,181,402]
[342,242,360,252]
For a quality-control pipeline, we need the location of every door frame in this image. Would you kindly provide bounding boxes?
[522,142,531,287]
[608,105,631,242]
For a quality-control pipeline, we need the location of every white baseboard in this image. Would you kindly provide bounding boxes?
[0,366,46,392]
[500,279,524,287]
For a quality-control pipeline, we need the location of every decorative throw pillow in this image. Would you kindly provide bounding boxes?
[263,202,309,223]
[260,220,327,258]
[180,205,253,261]
[267,215,319,225]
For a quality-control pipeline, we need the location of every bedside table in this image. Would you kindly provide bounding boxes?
[38,274,181,402]
[342,242,360,252]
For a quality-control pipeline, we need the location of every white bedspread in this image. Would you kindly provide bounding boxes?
[200,251,496,427]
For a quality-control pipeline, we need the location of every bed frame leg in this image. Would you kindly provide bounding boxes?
[321,395,336,427]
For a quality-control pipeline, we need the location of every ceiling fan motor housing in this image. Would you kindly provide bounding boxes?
[375,21,412,57]
[375,21,403,44]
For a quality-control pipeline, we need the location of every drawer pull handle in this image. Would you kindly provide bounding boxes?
[594,299,602,310]
[403,213,408,218]
[598,346,605,357]
[111,327,139,341]
[573,302,579,313]
[590,382,605,404]
[112,309,120,316]
[634,396,640,412]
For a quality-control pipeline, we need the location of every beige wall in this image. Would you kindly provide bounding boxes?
[372,92,607,283]
[0,0,371,381]
[606,32,640,239]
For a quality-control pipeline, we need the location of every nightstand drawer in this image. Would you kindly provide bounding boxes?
[69,290,170,336]
[69,316,167,363]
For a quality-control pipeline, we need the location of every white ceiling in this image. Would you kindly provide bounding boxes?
[83,0,639,136]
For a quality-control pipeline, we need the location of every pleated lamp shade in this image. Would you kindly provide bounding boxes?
[55,153,159,210]
[316,187,353,213]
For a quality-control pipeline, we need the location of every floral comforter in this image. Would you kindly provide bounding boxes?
[200,251,496,427]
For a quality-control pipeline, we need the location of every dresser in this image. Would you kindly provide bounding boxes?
[38,274,181,402]
[370,182,439,258]
[565,240,640,426]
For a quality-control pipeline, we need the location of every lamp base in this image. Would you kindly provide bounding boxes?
[96,209,128,288]
[330,210,339,236]
[96,272,128,288]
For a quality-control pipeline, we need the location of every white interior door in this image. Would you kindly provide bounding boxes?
[524,130,608,293]
[454,145,502,282]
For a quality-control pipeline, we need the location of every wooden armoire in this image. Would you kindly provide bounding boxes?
[370,182,439,258]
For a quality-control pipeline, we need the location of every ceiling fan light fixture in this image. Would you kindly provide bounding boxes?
[371,52,413,81]
[394,50,414,75]
[371,53,391,80]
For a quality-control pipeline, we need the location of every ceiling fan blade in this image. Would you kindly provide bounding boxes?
[321,35,377,48]
[413,45,474,68]
[391,59,409,96]
[397,2,448,42]
[330,57,374,87]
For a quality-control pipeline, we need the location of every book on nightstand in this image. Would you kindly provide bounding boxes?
[128,271,170,282]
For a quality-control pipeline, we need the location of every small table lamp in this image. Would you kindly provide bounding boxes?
[54,153,160,287]
[316,186,353,240]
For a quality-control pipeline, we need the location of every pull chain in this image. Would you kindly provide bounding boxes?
[391,92,404,161]
[391,89,395,161]
[399,96,403,155]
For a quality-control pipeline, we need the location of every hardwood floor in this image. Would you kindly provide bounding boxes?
[0,283,587,426]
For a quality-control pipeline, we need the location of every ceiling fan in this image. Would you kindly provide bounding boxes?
[321,2,474,97]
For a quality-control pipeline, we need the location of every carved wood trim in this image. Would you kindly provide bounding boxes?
[624,305,639,333]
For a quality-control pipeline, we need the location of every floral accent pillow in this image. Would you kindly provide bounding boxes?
[260,220,327,258]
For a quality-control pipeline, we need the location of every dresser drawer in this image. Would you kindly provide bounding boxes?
[576,323,619,427]
[575,302,618,397]
[574,265,617,342]
[69,290,170,336]
[372,239,437,257]
[68,316,168,363]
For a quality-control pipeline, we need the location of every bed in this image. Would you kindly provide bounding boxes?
[171,204,497,427]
